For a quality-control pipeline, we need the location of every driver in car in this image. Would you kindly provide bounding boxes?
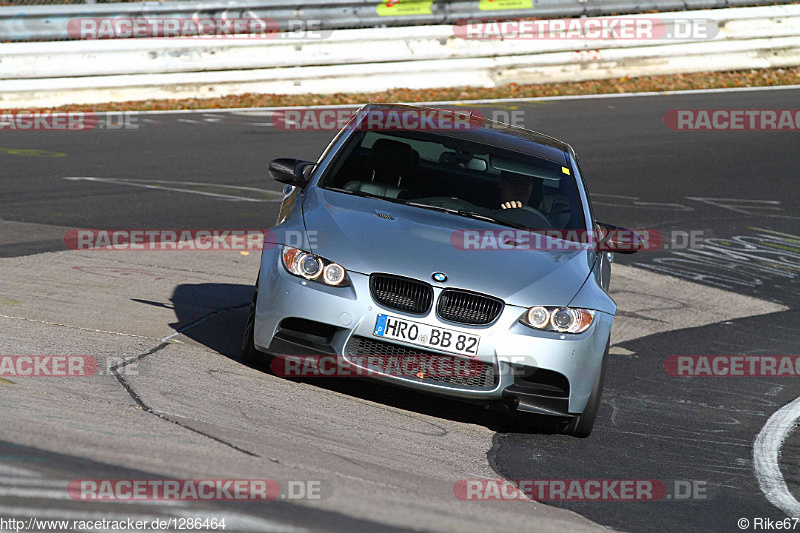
[498,170,543,210]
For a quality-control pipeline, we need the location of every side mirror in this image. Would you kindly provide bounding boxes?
[268,158,315,188]
[595,222,645,254]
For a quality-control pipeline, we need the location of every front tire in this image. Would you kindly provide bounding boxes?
[241,273,268,366]
[561,340,609,438]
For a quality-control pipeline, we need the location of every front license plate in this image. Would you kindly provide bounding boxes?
[373,314,480,357]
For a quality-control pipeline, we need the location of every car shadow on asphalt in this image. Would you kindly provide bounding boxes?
[164,282,561,435]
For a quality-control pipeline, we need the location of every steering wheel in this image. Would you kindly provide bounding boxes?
[498,205,552,229]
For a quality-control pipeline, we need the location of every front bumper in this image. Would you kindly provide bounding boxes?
[254,247,613,415]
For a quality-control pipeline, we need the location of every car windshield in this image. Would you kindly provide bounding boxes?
[319,129,586,231]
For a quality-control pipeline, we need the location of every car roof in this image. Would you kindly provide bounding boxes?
[360,102,571,165]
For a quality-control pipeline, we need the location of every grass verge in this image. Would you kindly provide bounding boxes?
[12,67,800,113]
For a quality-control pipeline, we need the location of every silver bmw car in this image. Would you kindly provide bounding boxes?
[242,103,642,437]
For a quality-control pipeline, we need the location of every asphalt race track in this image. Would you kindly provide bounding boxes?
[0,87,798,532]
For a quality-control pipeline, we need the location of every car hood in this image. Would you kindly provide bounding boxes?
[302,188,597,308]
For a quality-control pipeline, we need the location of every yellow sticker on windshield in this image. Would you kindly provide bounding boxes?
[479,0,533,10]
[377,1,433,16]
[562,167,571,175]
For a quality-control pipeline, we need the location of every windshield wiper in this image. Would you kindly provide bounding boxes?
[453,210,530,230]
[404,202,529,230]
[329,187,406,205]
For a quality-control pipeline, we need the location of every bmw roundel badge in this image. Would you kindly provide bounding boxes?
[432,272,447,283]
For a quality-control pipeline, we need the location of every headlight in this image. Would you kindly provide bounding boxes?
[520,306,595,334]
[525,306,550,329]
[299,254,323,279]
[323,263,346,285]
[281,246,349,286]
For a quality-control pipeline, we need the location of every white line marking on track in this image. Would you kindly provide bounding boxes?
[0,464,41,477]
[0,487,77,500]
[0,505,164,523]
[0,477,66,487]
[754,395,800,517]
[0,487,186,506]
[62,177,282,202]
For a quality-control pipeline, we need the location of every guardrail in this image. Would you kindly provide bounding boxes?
[1,5,799,108]
[1,0,796,41]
